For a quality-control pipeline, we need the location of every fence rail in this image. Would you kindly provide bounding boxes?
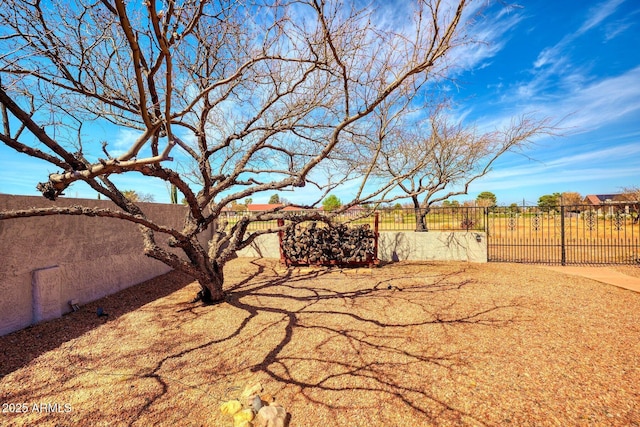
[220,207,487,232]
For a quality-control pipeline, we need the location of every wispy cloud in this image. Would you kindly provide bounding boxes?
[450,5,525,74]
[603,21,633,41]
[544,143,640,168]
[577,0,626,35]
[539,66,640,132]
[105,128,143,158]
[472,142,640,192]
[534,0,627,69]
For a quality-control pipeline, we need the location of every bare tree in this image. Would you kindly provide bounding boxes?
[0,0,485,302]
[561,192,582,206]
[361,106,554,231]
[618,187,640,223]
[122,190,155,203]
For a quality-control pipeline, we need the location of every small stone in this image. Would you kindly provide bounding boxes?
[220,400,242,416]
[251,395,263,412]
[240,382,263,400]
[254,404,287,427]
[260,393,275,404]
[233,408,255,426]
[240,382,263,407]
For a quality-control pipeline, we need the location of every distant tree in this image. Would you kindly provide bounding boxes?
[618,186,640,202]
[230,201,247,212]
[508,203,520,214]
[122,190,154,203]
[618,187,640,223]
[476,191,497,207]
[322,195,342,212]
[538,193,561,212]
[360,106,554,231]
[561,192,582,206]
[442,200,460,208]
[268,194,281,204]
[244,198,253,207]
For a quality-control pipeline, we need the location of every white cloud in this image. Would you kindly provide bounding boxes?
[108,128,143,157]
[548,66,640,131]
[545,143,640,168]
[577,0,626,35]
[470,141,640,191]
[450,6,525,74]
[604,21,633,41]
[475,65,640,137]
[533,0,626,70]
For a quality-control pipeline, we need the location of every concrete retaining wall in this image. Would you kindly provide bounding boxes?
[0,195,202,336]
[236,231,487,263]
[378,231,487,263]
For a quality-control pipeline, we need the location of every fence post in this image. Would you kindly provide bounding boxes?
[484,207,489,236]
[277,218,286,266]
[560,205,566,266]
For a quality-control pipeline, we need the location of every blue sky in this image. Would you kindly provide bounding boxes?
[1,0,639,206]
[452,0,640,205]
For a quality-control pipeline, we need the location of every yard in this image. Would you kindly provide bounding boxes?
[1,258,639,426]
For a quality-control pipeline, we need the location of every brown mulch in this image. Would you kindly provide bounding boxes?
[1,258,639,427]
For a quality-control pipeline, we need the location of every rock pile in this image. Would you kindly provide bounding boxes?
[280,222,377,266]
[220,383,287,427]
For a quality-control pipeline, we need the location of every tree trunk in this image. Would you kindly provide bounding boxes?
[191,260,225,304]
[139,227,226,304]
[412,196,429,232]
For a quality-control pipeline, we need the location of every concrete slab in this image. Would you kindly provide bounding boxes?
[539,266,640,293]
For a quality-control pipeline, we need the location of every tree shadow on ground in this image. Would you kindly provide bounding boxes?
[1,260,525,426]
[120,262,521,425]
[231,264,520,426]
[0,270,195,377]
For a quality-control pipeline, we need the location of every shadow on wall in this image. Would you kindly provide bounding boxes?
[384,232,412,262]
[0,270,195,378]
[378,231,487,263]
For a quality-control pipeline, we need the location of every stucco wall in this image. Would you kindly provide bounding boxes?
[378,231,486,263]
[236,231,487,263]
[0,195,205,336]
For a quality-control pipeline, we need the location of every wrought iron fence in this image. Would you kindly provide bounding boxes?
[486,204,640,265]
[220,203,639,264]
[219,206,487,232]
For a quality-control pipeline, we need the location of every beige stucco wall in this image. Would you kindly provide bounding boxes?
[378,231,487,263]
[0,195,206,336]
[236,234,282,259]
[236,231,488,263]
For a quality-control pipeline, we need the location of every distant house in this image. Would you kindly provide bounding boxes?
[247,203,303,212]
[583,194,622,207]
[583,194,634,216]
[342,204,370,217]
[220,203,307,221]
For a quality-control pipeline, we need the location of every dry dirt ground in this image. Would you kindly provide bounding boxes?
[1,259,639,427]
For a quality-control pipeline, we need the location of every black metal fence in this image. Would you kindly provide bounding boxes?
[486,204,640,265]
[219,206,487,232]
[221,203,640,265]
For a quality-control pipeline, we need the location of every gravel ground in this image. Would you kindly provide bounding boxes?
[1,258,639,427]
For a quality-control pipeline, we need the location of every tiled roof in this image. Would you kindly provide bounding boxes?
[583,194,622,205]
